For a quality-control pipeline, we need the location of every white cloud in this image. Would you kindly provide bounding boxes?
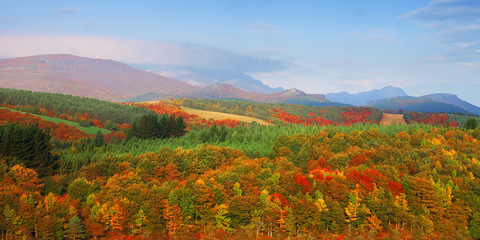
[455,41,479,48]
[0,34,285,73]
[401,0,480,21]
[456,62,479,67]
[402,0,480,62]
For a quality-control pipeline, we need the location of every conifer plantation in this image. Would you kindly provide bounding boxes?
[1,89,480,239]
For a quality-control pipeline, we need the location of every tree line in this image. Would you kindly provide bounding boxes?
[0,88,155,124]
[0,123,56,177]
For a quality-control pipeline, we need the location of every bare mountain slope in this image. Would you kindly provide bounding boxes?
[0,54,197,101]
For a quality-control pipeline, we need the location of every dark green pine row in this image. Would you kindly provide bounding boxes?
[0,123,56,176]
[128,114,186,139]
[0,88,155,124]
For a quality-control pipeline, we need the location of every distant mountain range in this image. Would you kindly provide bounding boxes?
[125,84,340,106]
[367,97,470,114]
[423,93,480,115]
[325,86,480,115]
[1,54,478,114]
[0,54,338,106]
[325,86,408,105]
[135,65,283,94]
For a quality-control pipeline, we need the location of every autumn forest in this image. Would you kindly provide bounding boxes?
[1,88,480,240]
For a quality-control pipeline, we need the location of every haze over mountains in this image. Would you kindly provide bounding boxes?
[136,65,283,94]
[325,86,408,106]
[326,87,480,115]
[0,54,479,115]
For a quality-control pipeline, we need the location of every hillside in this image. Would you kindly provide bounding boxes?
[423,93,480,115]
[181,106,273,126]
[368,97,470,113]
[131,83,340,106]
[0,54,197,101]
[325,86,408,106]
[2,90,480,239]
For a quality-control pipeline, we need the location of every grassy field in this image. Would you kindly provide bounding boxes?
[181,106,274,126]
[380,113,406,125]
[0,107,110,135]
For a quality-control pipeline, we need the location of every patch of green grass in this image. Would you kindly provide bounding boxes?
[0,107,110,135]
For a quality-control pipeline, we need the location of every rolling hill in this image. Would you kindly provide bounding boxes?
[0,54,197,101]
[325,86,408,106]
[423,93,480,115]
[127,83,347,106]
[368,97,470,113]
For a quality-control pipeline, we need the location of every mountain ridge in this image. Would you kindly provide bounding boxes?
[2,54,479,113]
[325,86,408,106]
[367,96,470,114]
[136,65,283,94]
[422,93,480,115]
[0,54,197,101]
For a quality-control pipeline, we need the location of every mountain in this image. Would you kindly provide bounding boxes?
[0,54,197,101]
[128,83,346,106]
[423,93,480,115]
[136,65,283,94]
[368,97,470,113]
[325,86,408,106]
[188,84,349,106]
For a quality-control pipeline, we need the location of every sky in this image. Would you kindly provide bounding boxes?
[1,0,480,106]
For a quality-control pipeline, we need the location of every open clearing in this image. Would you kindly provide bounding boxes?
[380,113,407,125]
[0,107,110,135]
[181,107,273,126]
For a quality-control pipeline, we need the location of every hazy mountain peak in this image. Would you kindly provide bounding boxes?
[325,86,408,106]
[134,65,283,94]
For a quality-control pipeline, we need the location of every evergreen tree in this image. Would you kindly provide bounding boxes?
[104,120,114,130]
[93,130,104,147]
[135,114,161,139]
[465,118,478,130]
[158,115,168,138]
[0,123,54,176]
[172,116,186,137]
[64,216,86,240]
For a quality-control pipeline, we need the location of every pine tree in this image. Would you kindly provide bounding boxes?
[64,216,85,240]
[93,130,104,147]
[173,116,186,137]
[465,118,478,130]
[134,114,161,139]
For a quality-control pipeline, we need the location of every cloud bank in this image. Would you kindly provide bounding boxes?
[0,34,285,73]
[402,0,480,66]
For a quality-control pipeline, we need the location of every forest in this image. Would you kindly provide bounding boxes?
[0,88,480,240]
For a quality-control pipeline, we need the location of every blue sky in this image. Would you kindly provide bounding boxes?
[1,0,480,106]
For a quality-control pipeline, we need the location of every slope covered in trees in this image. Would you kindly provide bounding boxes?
[2,123,480,239]
[0,88,155,125]
[1,90,480,239]
[182,98,383,126]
